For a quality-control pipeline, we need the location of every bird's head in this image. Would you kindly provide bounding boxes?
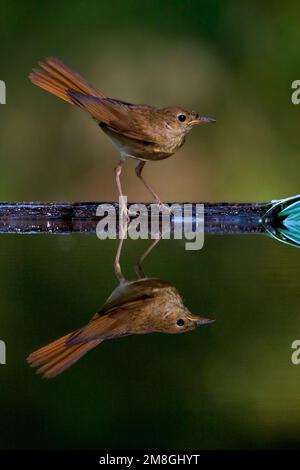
[161,106,216,138]
[155,303,215,335]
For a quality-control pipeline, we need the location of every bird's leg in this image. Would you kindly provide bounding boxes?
[114,159,126,216]
[135,161,170,213]
[134,235,161,279]
[114,237,126,282]
[114,159,132,232]
[115,158,138,220]
[135,161,159,202]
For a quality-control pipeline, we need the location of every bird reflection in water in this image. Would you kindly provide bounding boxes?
[27,237,214,378]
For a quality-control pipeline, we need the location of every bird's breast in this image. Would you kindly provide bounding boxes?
[100,124,185,161]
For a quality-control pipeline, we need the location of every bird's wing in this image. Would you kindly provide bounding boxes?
[30,58,155,142]
[100,278,171,313]
[68,279,176,344]
[68,92,155,143]
[67,298,153,344]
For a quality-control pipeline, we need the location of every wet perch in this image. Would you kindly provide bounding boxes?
[0,201,269,235]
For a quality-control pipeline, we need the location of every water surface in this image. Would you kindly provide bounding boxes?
[0,228,299,449]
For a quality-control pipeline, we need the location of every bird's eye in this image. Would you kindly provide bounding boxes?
[178,114,186,122]
[176,319,185,327]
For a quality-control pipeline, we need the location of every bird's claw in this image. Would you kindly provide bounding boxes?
[127,208,138,218]
[119,205,130,230]
[155,201,171,214]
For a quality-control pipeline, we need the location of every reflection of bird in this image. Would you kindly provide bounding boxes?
[27,277,214,378]
[29,57,215,208]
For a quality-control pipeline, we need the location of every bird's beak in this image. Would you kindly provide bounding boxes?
[189,116,216,126]
[187,314,215,326]
[196,317,215,326]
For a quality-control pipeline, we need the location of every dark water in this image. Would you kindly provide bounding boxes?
[0,226,300,449]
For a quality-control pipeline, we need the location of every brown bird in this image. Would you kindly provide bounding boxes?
[29,57,215,210]
[27,277,214,378]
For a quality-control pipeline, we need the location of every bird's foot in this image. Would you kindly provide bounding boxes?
[119,204,130,229]
[127,208,139,218]
[154,201,171,214]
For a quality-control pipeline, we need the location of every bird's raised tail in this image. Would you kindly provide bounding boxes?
[27,331,102,379]
[29,57,105,104]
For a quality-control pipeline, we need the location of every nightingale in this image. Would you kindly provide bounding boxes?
[27,277,214,379]
[29,57,216,211]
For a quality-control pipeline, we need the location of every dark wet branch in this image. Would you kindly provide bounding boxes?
[0,201,270,235]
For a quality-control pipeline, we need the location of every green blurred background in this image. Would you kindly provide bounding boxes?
[1,0,300,450]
